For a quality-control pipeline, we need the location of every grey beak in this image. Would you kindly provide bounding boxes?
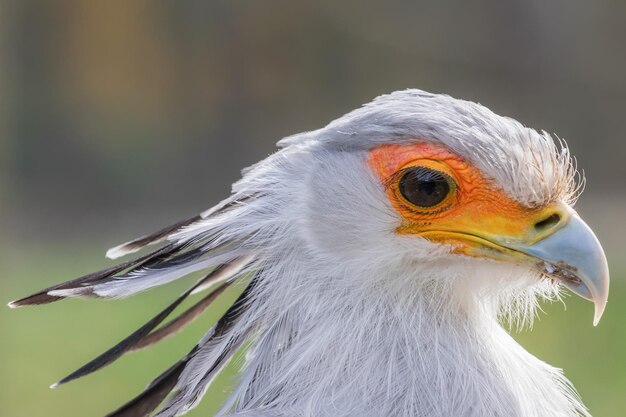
[516,213,610,325]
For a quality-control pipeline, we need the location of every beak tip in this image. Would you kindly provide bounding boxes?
[590,265,609,327]
[592,299,607,326]
[593,316,601,327]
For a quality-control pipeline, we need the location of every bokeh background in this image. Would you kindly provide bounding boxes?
[1,1,625,416]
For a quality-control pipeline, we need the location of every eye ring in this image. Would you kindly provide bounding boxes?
[397,166,456,209]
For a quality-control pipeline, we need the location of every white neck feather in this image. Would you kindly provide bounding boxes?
[222,254,589,417]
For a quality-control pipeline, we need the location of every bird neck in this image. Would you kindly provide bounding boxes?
[226,260,588,417]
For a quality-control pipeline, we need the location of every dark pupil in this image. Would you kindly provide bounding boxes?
[399,167,450,207]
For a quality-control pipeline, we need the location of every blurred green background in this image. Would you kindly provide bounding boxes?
[1,1,625,416]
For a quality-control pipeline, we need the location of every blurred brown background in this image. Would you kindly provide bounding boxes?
[1,1,625,416]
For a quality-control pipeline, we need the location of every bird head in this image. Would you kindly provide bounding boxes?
[275,89,609,325]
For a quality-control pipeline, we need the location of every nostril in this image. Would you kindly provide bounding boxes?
[535,213,561,232]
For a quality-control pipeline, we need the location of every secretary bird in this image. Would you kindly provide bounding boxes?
[10,89,610,417]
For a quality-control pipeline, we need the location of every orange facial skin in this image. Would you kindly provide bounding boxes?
[368,143,567,258]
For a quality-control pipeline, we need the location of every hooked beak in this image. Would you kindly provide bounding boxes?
[509,211,609,325]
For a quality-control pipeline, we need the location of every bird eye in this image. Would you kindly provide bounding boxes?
[398,167,452,208]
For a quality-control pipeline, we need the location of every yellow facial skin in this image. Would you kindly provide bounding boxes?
[369,142,609,324]
[368,143,567,263]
